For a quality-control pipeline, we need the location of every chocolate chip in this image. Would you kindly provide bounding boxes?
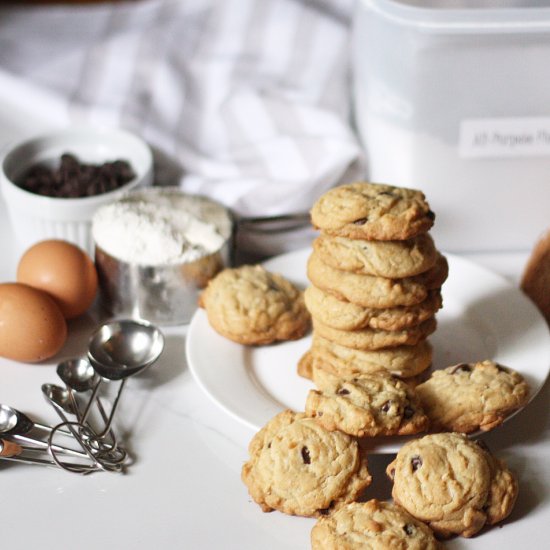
[352,217,368,225]
[381,400,392,413]
[301,446,311,464]
[403,405,414,419]
[427,210,436,220]
[403,524,415,536]
[267,279,281,292]
[317,502,334,515]
[411,456,422,471]
[18,153,135,199]
[336,387,350,395]
[451,363,471,374]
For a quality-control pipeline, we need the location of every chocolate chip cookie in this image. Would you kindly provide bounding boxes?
[416,360,530,433]
[386,432,518,538]
[198,265,310,345]
[241,410,372,517]
[310,182,435,241]
[311,499,443,550]
[312,233,438,278]
[307,252,448,309]
[304,285,442,332]
[312,317,437,351]
[305,369,429,437]
[297,335,433,380]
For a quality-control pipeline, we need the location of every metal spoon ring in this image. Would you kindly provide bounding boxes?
[47,421,105,475]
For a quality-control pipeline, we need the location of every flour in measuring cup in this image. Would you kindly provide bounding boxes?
[92,192,230,266]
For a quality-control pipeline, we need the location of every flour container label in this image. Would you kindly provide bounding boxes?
[459,117,550,158]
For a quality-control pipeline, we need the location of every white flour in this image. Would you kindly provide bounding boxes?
[92,191,231,265]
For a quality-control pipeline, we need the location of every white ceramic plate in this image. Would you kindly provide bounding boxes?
[186,248,550,452]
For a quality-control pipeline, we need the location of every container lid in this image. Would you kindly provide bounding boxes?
[360,0,550,32]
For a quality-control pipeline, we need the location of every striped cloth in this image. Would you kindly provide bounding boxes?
[0,0,365,254]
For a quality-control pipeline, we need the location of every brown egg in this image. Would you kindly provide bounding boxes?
[17,239,98,319]
[0,283,67,362]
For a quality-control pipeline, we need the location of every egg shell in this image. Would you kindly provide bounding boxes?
[0,283,67,362]
[17,239,98,319]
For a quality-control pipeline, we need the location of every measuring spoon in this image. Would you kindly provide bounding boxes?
[85,319,164,439]
[0,437,96,471]
[56,358,127,465]
[0,403,76,450]
[0,404,99,472]
[57,357,111,430]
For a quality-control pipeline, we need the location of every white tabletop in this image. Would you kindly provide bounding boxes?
[0,194,549,549]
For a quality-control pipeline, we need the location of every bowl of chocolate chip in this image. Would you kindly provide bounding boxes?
[0,126,153,255]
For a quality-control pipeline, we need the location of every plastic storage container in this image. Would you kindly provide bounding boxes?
[353,0,550,252]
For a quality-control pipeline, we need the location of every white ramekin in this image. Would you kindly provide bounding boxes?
[0,126,153,256]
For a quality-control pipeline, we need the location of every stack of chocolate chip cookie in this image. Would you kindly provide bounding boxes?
[299,181,448,385]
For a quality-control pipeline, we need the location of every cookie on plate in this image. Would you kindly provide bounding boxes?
[386,432,518,538]
[305,369,429,437]
[241,410,372,517]
[297,348,316,379]
[304,285,442,332]
[307,252,448,309]
[311,499,443,550]
[310,182,435,241]
[312,232,438,278]
[198,265,310,345]
[312,317,437,351]
[416,360,530,433]
[297,335,433,380]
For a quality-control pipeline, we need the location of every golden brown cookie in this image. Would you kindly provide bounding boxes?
[312,233,438,278]
[297,348,316,379]
[241,410,372,517]
[305,285,442,331]
[198,265,310,345]
[307,252,448,309]
[416,360,530,433]
[311,500,444,550]
[312,317,437,351]
[305,369,429,437]
[297,335,433,380]
[310,182,435,241]
[386,432,518,538]
[484,453,519,527]
[521,229,550,324]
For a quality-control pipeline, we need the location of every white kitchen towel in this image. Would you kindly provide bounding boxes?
[0,0,365,253]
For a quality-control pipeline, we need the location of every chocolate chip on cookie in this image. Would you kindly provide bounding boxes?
[305,369,429,437]
[310,182,435,241]
[241,410,372,517]
[386,432,518,538]
[416,360,530,433]
[311,499,443,549]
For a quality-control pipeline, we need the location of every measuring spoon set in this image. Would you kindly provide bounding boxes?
[0,319,164,475]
